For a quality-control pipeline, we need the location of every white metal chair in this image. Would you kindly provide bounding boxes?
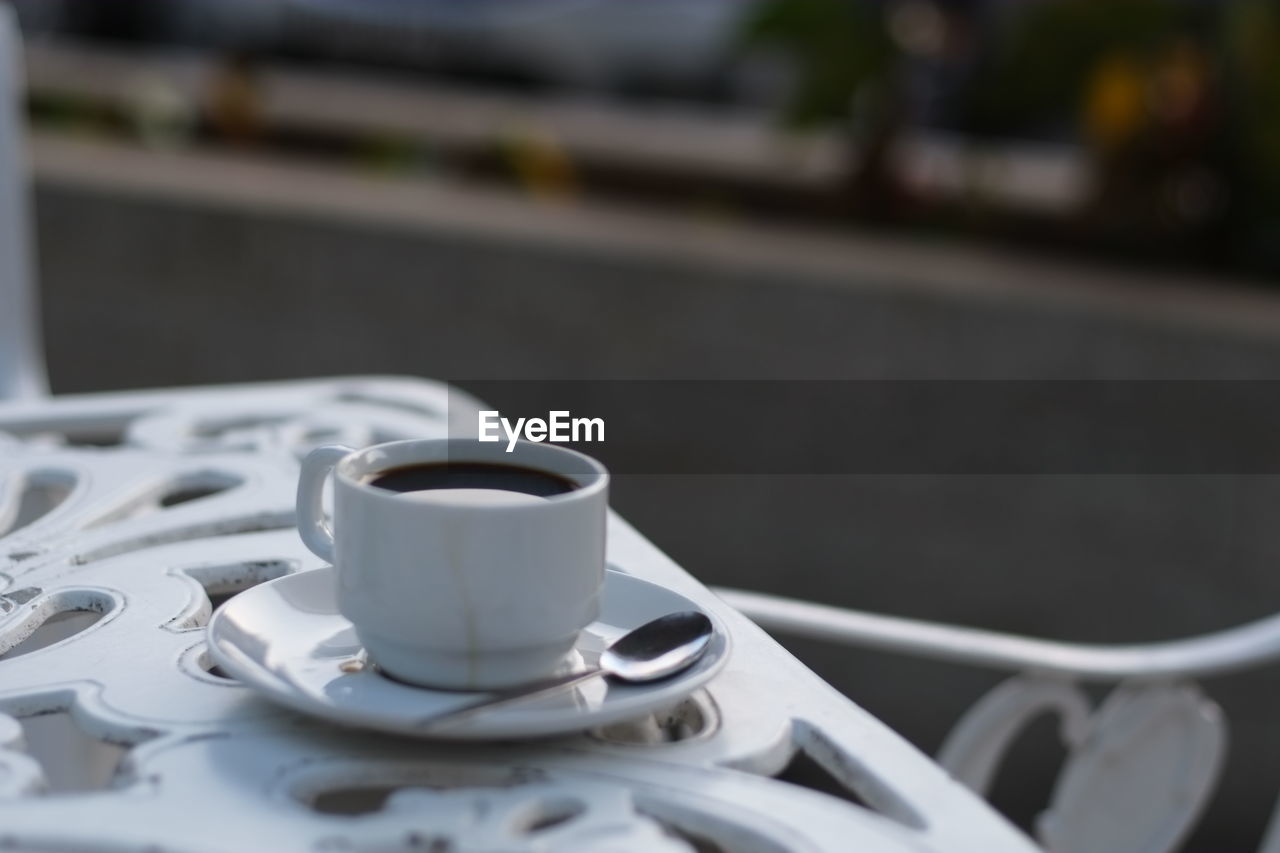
[714,586,1280,853]
[0,5,47,402]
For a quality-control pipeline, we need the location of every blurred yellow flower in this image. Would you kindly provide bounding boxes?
[501,125,578,201]
[1084,52,1145,150]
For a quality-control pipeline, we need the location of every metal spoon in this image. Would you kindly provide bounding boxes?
[413,610,715,731]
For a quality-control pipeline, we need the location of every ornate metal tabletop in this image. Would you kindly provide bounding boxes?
[0,376,1035,852]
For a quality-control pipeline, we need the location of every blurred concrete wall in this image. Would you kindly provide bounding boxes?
[31,172,1280,850]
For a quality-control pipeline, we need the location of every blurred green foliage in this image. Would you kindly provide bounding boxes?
[740,0,1280,274]
[1224,1,1280,211]
[739,0,896,130]
[964,0,1186,135]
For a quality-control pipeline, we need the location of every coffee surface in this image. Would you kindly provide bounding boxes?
[367,462,578,498]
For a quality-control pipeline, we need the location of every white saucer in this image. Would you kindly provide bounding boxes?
[207,567,731,739]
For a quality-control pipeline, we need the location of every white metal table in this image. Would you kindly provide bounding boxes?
[0,376,1036,852]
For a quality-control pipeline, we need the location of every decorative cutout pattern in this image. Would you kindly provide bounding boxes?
[0,469,76,539]
[16,709,133,793]
[938,675,1226,853]
[0,378,1032,852]
[0,589,116,660]
[590,692,719,745]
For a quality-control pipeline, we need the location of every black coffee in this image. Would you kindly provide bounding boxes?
[367,462,578,498]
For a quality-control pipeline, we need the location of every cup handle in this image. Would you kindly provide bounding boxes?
[296,444,352,563]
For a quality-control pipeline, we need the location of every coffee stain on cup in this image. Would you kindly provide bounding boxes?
[441,521,480,689]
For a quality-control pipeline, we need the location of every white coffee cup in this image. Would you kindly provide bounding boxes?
[296,438,609,690]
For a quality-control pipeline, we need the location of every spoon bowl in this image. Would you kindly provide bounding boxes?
[602,611,715,682]
[416,610,717,730]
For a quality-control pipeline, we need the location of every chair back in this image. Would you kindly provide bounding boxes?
[0,5,46,401]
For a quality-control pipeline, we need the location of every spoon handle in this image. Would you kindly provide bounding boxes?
[413,666,604,731]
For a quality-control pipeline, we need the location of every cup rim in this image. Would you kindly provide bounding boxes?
[333,437,608,501]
